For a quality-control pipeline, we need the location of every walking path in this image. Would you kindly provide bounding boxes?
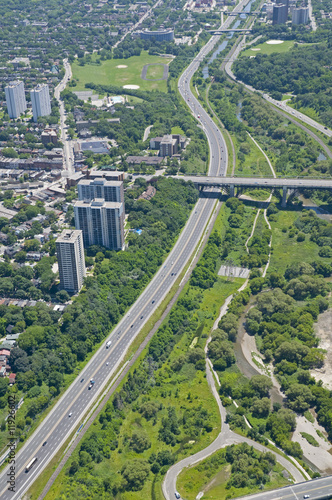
[143,124,153,142]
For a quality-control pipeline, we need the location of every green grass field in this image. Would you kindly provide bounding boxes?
[145,63,165,80]
[233,134,272,177]
[242,40,295,57]
[71,51,172,93]
[268,209,323,274]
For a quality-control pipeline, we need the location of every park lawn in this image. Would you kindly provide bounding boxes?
[71,51,172,93]
[241,40,295,57]
[193,277,245,339]
[233,135,272,177]
[127,95,144,104]
[145,63,165,80]
[243,188,276,201]
[268,209,323,275]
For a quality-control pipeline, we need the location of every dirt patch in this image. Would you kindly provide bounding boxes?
[311,309,332,389]
[116,65,128,68]
[292,415,332,474]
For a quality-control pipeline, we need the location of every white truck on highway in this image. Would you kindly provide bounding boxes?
[106,340,112,348]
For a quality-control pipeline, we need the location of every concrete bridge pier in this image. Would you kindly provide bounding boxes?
[229,185,235,197]
[282,186,288,208]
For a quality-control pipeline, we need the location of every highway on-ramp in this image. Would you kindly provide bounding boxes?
[0,1,248,497]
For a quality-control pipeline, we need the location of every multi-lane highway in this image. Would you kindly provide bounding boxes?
[234,476,332,500]
[0,193,216,500]
[0,2,247,496]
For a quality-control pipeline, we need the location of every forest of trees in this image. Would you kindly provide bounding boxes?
[233,43,332,128]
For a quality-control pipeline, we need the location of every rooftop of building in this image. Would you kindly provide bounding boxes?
[6,80,24,89]
[78,178,123,187]
[31,83,49,92]
[75,199,123,209]
[56,229,83,244]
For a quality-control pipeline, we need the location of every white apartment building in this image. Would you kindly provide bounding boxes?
[74,199,125,251]
[56,230,86,293]
[30,83,51,122]
[5,81,27,119]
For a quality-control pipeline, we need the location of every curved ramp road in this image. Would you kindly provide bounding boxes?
[0,2,247,497]
[163,360,306,500]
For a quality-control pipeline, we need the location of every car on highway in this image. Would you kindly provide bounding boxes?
[175,492,181,499]
[68,412,72,417]
[80,378,84,383]
[42,441,47,446]
[303,496,310,499]
[88,384,93,390]
[152,300,155,304]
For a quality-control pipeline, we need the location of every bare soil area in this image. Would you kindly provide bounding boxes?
[311,309,332,389]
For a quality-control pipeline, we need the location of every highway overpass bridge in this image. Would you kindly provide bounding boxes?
[223,11,259,15]
[208,28,253,33]
[180,175,332,207]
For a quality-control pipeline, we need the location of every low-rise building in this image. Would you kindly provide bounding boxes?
[126,155,164,166]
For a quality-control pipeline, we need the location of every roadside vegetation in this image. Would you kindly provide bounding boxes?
[207,82,326,178]
[233,43,332,129]
[209,201,332,465]
[177,443,289,500]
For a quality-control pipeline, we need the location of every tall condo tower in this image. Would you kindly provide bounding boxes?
[5,81,27,119]
[74,199,125,251]
[30,83,51,122]
[56,229,86,293]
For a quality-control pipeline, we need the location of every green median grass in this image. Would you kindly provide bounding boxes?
[71,51,172,93]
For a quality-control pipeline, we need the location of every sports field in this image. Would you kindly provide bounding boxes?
[71,51,172,92]
[241,39,295,57]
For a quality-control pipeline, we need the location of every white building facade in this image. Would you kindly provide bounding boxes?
[5,81,27,119]
[30,83,51,122]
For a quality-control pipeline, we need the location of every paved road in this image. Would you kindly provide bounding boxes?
[181,175,332,190]
[0,0,243,496]
[54,59,75,177]
[143,124,153,142]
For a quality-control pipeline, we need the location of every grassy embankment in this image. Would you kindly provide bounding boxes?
[177,447,289,500]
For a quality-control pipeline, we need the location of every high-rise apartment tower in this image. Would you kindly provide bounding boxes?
[74,199,125,251]
[30,83,51,122]
[56,229,86,293]
[5,81,27,119]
